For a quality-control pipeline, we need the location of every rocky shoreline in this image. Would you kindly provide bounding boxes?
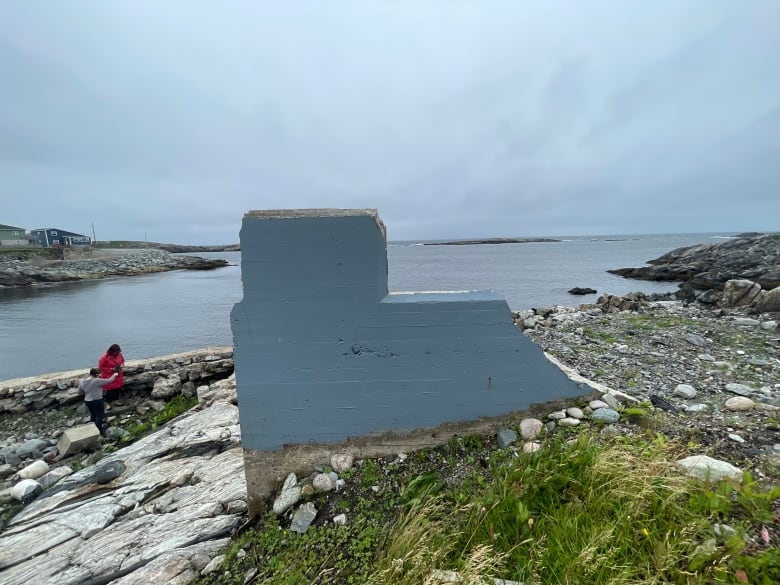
[0,291,778,584]
[609,232,780,295]
[0,249,229,288]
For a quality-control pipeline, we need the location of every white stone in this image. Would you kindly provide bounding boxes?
[10,478,42,502]
[728,434,745,444]
[313,473,335,492]
[18,460,50,480]
[330,453,354,473]
[724,396,755,412]
[677,455,743,482]
[558,417,581,427]
[588,400,608,410]
[685,403,711,414]
[519,418,543,439]
[565,407,584,419]
[732,318,760,327]
[760,320,777,331]
[547,411,566,420]
[332,513,347,526]
[522,442,541,453]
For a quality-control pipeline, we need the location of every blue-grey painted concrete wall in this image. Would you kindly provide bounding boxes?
[231,209,585,451]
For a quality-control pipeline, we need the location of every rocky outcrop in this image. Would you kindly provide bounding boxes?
[0,399,245,585]
[0,250,228,288]
[608,233,780,292]
[0,348,233,416]
[156,243,240,253]
[424,237,560,246]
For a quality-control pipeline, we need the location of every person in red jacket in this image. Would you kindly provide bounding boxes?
[99,343,125,410]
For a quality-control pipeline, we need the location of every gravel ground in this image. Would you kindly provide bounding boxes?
[523,299,780,479]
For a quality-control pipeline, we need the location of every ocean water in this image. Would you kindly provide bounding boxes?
[0,233,731,380]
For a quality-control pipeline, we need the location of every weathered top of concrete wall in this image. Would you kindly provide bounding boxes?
[243,208,386,242]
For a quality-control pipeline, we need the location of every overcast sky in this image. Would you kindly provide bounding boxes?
[1,1,778,244]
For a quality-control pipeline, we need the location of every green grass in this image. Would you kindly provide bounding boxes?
[123,394,198,442]
[0,248,60,260]
[624,313,692,331]
[195,432,780,585]
[582,326,618,344]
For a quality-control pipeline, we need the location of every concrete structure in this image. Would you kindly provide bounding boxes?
[56,424,100,457]
[231,209,589,513]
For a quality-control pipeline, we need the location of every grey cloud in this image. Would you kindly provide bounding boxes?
[1,1,778,243]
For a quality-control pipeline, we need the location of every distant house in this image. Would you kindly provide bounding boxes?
[30,228,92,247]
[0,223,34,247]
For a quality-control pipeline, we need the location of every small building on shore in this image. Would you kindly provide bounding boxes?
[30,227,92,247]
[0,223,35,247]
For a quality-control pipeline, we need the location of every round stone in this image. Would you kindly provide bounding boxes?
[724,396,755,412]
[313,473,335,492]
[519,418,543,440]
[330,453,354,473]
[566,407,584,419]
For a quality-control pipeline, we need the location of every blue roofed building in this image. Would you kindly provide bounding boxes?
[30,228,92,247]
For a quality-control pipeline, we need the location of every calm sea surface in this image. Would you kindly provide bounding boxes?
[0,233,732,380]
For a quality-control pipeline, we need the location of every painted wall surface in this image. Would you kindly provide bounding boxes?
[231,209,586,451]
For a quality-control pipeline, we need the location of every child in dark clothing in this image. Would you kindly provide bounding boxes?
[78,366,119,436]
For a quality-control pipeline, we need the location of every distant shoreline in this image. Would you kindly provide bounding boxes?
[424,237,561,246]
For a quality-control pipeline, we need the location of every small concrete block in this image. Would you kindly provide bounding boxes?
[57,424,100,457]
